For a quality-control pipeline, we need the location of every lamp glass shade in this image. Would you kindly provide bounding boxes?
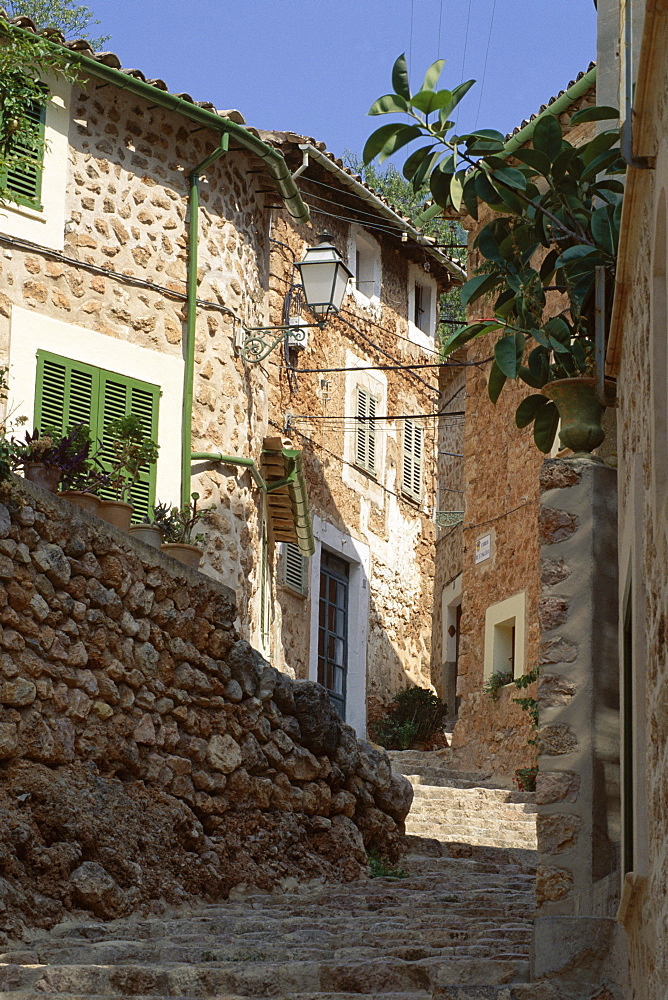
[297,237,352,316]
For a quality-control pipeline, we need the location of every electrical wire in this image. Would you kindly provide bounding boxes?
[289,410,465,422]
[462,498,538,531]
[437,0,444,58]
[457,0,473,127]
[0,233,242,322]
[409,0,415,77]
[336,314,438,394]
[475,0,497,129]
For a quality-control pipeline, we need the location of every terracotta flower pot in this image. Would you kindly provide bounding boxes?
[129,523,163,549]
[24,463,61,492]
[59,490,101,515]
[161,542,203,570]
[97,499,134,531]
[542,377,607,455]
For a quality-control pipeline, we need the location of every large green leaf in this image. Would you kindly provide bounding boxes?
[532,114,563,161]
[551,145,580,183]
[412,149,444,190]
[513,147,551,175]
[402,143,438,180]
[533,400,560,453]
[515,393,549,428]
[476,223,506,264]
[443,79,476,119]
[462,174,479,219]
[441,321,500,356]
[554,244,598,267]
[544,316,571,343]
[582,129,619,166]
[570,105,620,125]
[450,169,466,211]
[363,123,411,164]
[491,166,527,191]
[421,59,445,92]
[591,204,617,254]
[411,88,454,114]
[460,272,500,307]
[475,170,502,206]
[378,125,424,164]
[488,361,507,404]
[527,344,550,384]
[368,93,409,115]
[494,332,525,378]
[580,148,623,181]
[392,53,411,100]
[429,162,454,207]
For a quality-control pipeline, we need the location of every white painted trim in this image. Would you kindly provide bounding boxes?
[347,225,382,313]
[407,263,438,349]
[7,306,184,504]
[308,516,370,738]
[441,573,463,663]
[0,75,71,251]
[483,591,526,680]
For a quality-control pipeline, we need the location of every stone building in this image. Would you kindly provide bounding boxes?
[434,71,598,779]
[0,16,461,738]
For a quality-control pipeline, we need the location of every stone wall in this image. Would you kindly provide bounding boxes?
[0,479,412,939]
[535,459,620,914]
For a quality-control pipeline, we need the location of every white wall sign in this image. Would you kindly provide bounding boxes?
[475,532,492,564]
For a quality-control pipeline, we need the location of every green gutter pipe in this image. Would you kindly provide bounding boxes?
[503,66,597,154]
[191,452,267,491]
[181,135,229,506]
[9,24,309,225]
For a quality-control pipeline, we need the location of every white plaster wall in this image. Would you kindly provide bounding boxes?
[7,305,184,504]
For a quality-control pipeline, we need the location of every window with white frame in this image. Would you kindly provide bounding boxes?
[483,592,526,682]
[282,542,308,595]
[402,418,423,501]
[408,268,438,345]
[355,385,378,476]
[0,77,71,250]
[354,232,381,299]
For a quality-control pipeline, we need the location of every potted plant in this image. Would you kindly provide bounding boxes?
[363,56,625,453]
[514,765,538,792]
[100,414,159,531]
[159,492,213,570]
[11,428,63,491]
[55,424,108,513]
[128,500,165,550]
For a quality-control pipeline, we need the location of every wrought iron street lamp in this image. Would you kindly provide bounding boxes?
[240,233,352,363]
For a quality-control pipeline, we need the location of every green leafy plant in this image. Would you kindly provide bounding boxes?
[4,1,110,47]
[152,493,214,545]
[364,54,625,451]
[371,685,447,750]
[482,670,513,700]
[367,850,409,879]
[0,15,79,206]
[105,414,159,503]
[514,764,538,792]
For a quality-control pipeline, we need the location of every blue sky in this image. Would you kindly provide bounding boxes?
[85,0,597,162]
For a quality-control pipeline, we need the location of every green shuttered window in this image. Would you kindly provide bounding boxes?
[282,542,307,595]
[355,386,377,476]
[34,350,160,521]
[1,100,46,210]
[402,418,423,501]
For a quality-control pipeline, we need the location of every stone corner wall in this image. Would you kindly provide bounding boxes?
[0,478,412,940]
[535,457,620,916]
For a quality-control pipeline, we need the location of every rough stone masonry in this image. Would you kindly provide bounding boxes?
[0,479,412,941]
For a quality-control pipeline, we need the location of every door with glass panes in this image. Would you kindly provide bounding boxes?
[318,550,349,719]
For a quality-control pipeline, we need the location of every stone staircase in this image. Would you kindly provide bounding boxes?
[389,751,538,853]
[0,751,540,1000]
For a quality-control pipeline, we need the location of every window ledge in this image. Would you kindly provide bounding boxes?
[3,202,46,224]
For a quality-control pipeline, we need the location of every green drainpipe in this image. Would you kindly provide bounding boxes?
[7,24,309,225]
[181,135,230,507]
[503,66,597,154]
[191,451,267,491]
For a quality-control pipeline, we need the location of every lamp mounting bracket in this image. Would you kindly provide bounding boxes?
[240,321,325,363]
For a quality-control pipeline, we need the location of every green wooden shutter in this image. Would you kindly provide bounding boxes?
[402,418,423,501]
[1,100,46,210]
[97,370,160,522]
[35,350,98,436]
[355,386,377,476]
[34,351,159,522]
[283,542,307,594]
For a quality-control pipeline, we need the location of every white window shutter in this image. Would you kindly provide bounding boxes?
[402,419,423,500]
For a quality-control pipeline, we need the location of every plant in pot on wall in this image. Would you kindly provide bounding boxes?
[102,414,159,531]
[9,427,79,492]
[55,424,109,513]
[128,500,167,550]
[157,492,214,570]
[363,55,625,453]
